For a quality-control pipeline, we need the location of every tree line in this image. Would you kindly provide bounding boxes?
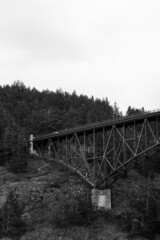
[0,80,145,168]
[0,80,145,134]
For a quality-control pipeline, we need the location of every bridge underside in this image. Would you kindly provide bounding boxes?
[33,114,160,189]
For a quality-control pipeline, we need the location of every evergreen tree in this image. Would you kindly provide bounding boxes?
[126,106,145,116]
[113,102,122,118]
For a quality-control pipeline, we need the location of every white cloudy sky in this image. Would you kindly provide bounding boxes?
[0,0,160,113]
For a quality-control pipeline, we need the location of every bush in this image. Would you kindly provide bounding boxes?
[0,189,26,239]
[50,195,94,227]
[0,148,12,166]
[7,150,28,173]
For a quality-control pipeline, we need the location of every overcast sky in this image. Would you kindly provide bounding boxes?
[0,0,160,113]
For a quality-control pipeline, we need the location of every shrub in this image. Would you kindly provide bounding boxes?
[0,189,26,238]
[50,194,94,227]
[7,150,28,173]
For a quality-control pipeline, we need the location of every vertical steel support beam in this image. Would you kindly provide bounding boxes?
[134,120,137,154]
[156,116,160,157]
[65,135,68,164]
[83,131,88,177]
[123,123,126,163]
[93,129,96,187]
[156,116,159,142]
[113,125,116,168]
[144,119,147,149]
[102,127,106,180]
[84,131,86,159]
[103,127,105,154]
[75,133,77,167]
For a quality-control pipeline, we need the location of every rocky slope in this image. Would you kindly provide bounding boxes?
[0,156,157,240]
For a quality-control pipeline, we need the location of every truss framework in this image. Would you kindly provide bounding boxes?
[32,113,160,189]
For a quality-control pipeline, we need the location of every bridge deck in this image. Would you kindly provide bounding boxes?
[31,109,160,188]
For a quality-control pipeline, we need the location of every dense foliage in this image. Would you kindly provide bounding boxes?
[0,81,147,136]
[1,81,160,239]
[0,80,122,170]
[0,189,26,238]
[0,81,119,136]
[0,81,146,169]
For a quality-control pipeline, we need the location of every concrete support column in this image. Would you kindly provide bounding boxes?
[29,134,34,155]
[91,188,111,210]
[91,189,99,209]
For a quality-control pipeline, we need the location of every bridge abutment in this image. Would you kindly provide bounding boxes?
[91,188,111,210]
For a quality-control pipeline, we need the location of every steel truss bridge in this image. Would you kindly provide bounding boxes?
[31,110,160,189]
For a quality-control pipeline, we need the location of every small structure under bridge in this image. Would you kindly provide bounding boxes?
[29,110,160,209]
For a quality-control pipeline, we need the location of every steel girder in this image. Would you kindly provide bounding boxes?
[32,114,160,189]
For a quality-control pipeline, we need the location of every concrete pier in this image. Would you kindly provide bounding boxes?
[91,188,111,210]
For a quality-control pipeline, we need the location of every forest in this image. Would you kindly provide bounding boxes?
[0,80,146,171]
[0,80,144,137]
[0,81,160,240]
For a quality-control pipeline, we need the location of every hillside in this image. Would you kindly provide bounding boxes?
[0,156,124,240]
[0,154,160,239]
[0,81,158,239]
[0,81,118,168]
